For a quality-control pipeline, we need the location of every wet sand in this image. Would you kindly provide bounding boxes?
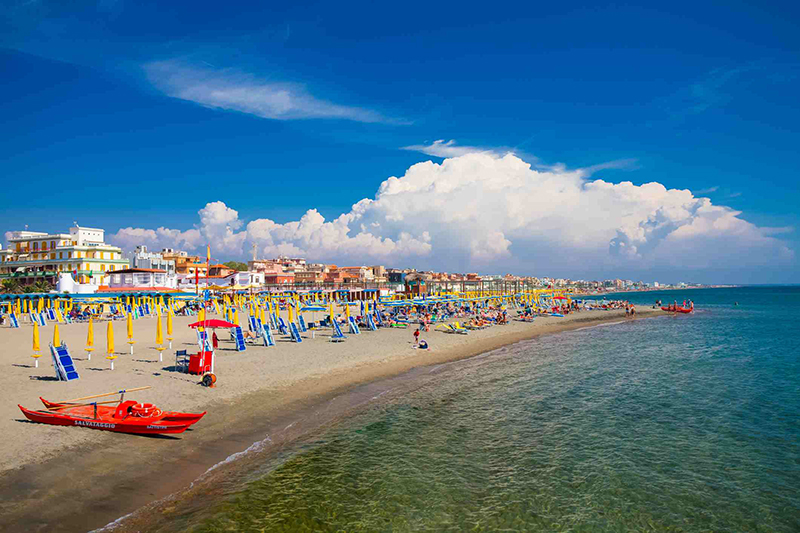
[0,307,662,532]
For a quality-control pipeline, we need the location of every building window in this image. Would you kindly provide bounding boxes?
[51,241,55,249]
[50,253,55,260]
[33,242,38,251]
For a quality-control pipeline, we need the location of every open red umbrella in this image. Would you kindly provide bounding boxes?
[188,319,237,329]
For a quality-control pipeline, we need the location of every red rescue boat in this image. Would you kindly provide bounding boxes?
[39,398,206,425]
[661,306,694,313]
[18,387,206,435]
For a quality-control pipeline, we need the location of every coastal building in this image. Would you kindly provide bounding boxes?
[129,246,176,275]
[103,267,178,292]
[162,250,207,277]
[177,270,266,290]
[0,226,128,287]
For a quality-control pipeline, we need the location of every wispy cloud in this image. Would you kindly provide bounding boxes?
[144,60,401,123]
[728,192,742,198]
[580,159,640,175]
[401,139,498,158]
[694,186,719,195]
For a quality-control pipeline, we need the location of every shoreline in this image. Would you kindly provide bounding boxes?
[0,308,663,532]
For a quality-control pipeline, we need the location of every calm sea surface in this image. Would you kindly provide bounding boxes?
[149,287,800,532]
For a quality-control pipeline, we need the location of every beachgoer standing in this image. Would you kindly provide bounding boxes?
[212,331,219,350]
[413,328,420,346]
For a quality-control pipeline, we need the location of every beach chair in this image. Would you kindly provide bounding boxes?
[298,315,308,332]
[348,316,361,335]
[366,314,378,331]
[261,323,275,347]
[232,326,247,352]
[248,315,258,332]
[452,322,470,335]
[9,313,19,328]
[50,342,79,382]
[289,322,303,343]
[47,308,57,321]
[330,320,347,342]
[38,312,48,327]
[175,349,190,372]
[278,317,288,335]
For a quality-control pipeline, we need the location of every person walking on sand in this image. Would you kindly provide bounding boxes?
[413,328,420,346]
[212,331,219,350]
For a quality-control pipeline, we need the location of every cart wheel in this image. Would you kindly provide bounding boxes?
[201,372,217,387]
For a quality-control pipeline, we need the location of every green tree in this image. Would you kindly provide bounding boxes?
[1,279,22,294]
[223,261,248,271]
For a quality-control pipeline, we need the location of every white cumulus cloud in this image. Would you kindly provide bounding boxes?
[107,152,794,280]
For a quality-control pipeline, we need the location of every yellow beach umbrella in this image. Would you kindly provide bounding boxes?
[126,312,135,354]
[53,323,60,347]
[234,308,240,326]
[33,322,40,352]
[107,320,114,354]
[31,322,41,367]
[156,313,164,345]
[86,317,95,360]
[166,310,174,349]
[155,312,165,362]
[198,307,205,332]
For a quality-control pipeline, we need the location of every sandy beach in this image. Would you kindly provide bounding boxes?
[0,306,663,532]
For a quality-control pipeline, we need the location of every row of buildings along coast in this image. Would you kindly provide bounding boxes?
[1,224,683,294]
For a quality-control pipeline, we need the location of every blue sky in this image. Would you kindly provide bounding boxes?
[1,0,798,283]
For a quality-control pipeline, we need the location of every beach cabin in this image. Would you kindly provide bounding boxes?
[106,268,177,291]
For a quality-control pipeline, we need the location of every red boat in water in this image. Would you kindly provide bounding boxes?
[18,388,206,435]
[661,306,694,314]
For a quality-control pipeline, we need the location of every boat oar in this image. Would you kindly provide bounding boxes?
[60,386,152,404]
[46,399,122,410]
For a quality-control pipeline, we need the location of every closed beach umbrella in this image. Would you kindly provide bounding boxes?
[126,312,133,340]
[198,307,205,331]
[234,308,240,326]
[33,322,40,352]
[167,310,173,336]
[156,312,164,346]
[87,317,94,348]
[107,321,114,354]
[53,323,60,346]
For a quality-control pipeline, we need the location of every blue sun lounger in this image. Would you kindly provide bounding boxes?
[50,342,79,381]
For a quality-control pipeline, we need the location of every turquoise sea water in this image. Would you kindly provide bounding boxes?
[153,287,800,532]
